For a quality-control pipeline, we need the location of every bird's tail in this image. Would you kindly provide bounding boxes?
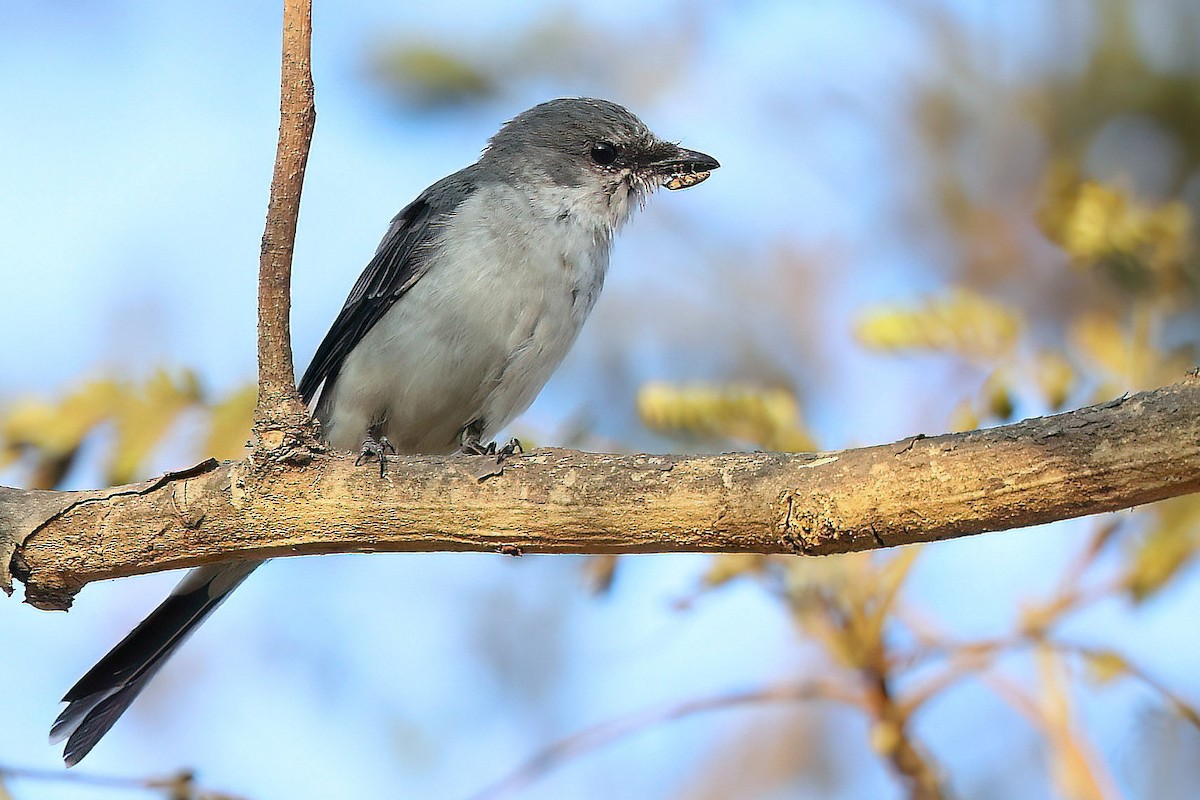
[50,560,263,766]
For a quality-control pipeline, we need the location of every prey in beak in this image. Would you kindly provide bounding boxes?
[642,143,721,191]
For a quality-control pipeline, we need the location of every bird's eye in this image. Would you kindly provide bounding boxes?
[590,141,619,165]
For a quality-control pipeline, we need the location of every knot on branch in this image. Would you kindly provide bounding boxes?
[251,394,323,469]
[779,491,849,555]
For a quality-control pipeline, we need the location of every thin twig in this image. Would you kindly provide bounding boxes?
[254,0,317,441]
[0,765,209,798]
[898,634,1200,730]
[467,680,858,800]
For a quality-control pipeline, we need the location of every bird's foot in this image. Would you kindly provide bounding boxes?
[354,434,396,477]
[459,432,523,462]
[492,437,524,461]
[459,426,522,480]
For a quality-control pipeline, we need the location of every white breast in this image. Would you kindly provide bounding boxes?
[319,183,615,454]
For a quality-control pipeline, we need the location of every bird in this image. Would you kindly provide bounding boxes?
[50,97,719,766]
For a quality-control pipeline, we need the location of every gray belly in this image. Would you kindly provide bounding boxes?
[314,209,609,454]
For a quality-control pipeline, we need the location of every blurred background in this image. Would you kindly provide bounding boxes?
[3,1,1200,798]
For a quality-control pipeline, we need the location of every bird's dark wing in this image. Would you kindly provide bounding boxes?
[298,169,476,405]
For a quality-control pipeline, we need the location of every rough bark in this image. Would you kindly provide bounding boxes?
[254,0,319,451]
[5,377,1199,611]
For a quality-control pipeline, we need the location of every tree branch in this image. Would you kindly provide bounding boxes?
[6,377,1199,610]
[254,0,317,448]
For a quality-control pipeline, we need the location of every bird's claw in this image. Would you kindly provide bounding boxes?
[355,435,397,477]
[460,436,523,463]
[461,437,523,482]
[458,426,523,481]
[493,437,523,461]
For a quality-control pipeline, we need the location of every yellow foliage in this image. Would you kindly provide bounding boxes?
[1,379,122,464]
[1126,495,1200,602]
[948,400,979,433]
[1,370,256,488]
[1,379,131,487]
[203,384,257,460]
[855,288,1022,361]
[779,549,920,672]
[106,369,202,485]
[1039,173,1193,284]
[982,369,1015,420]
[1069,310,1193,396]
[369,43,496,107]
[855,547,921,658]
[701,554,769,588]
[1069,313,1143,389]
[1034,350,1076,410]
[1082,650,1129,685]
[637,382,814,452]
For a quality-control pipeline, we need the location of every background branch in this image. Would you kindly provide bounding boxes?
[7,377,1200,610]
[468,681,854,800]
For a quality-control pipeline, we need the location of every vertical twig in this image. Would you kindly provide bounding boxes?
[255,0,318,452]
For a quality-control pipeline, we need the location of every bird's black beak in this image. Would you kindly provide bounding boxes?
[642,142,721,190]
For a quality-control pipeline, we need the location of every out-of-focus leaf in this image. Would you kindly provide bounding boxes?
[1042,179,1129,261]
[1039,175,1193,289]
[780,555,866,668]
[1069,313,1137,384]
[637,382,815,452]
[203,383,257,460]
[869,719,902,758]
[779,551,916,675]
[702,554,768,588]
[106,369,201,485]
[1,379,120,460]
[368,43,496,109]
[0,370,259,489]
[948,400,979,433]
[781,552,860,613]
[1126,495,1200,601]
[983,368,1015,420]
[1069,311,1193,395]
[854,288,1021,362]
[1081,649,1129,685]
[857,548,922,658]
[1,378,124,488]
[1034,350,1076,410]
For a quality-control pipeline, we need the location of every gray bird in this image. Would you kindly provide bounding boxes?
[50,97,718,765]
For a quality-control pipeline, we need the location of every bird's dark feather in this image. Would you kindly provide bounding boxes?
[298,169,477,405]
[51,564,257,764]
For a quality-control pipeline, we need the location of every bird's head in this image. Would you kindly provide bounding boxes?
[481,97,719,232]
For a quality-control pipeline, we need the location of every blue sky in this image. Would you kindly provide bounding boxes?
[3,2,1198,799]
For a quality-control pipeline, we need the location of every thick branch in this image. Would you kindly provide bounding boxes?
[255,0,314,436]
[7,378,1200,610]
